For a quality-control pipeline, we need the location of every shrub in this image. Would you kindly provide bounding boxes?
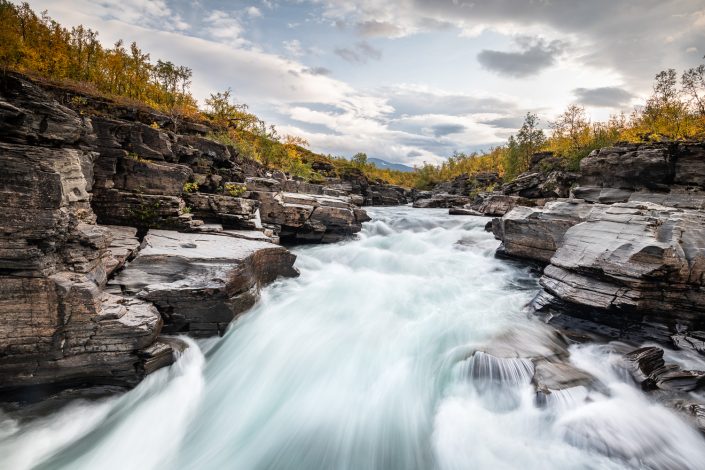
[224,182,246,197]
[183,182,199,193]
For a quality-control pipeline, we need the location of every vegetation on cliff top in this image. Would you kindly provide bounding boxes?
[1,1,704,190]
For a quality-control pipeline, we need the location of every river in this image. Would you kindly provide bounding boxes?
[1,207,704,470]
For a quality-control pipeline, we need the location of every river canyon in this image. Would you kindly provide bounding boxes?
[2,207,704,470]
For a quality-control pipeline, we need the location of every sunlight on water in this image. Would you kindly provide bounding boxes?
[1,207,704,470]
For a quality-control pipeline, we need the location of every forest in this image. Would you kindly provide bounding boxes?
[1,0,704,189]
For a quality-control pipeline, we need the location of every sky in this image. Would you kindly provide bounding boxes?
[24,0,705,165]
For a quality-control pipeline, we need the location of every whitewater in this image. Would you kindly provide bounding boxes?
[1,207,704,470]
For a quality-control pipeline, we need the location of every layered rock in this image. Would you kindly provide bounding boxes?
[492,200,598,262]
[492,142,705,342]
[413,194,472,208]
[111,230,298,337]
[246,177,370,243]
[539,202,705,326]
[573,142,705,206]
[0,72,309,396]
[0,82,167,392]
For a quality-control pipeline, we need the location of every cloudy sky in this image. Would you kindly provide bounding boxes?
[26,0,705,165]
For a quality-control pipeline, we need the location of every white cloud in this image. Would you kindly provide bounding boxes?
[283,39,304,56]
[246,6,262,18]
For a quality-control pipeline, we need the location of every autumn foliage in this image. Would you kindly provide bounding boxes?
[1,0,704,190]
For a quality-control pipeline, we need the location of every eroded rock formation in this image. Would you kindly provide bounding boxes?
[492,142,705,341]
[2,71,389,396]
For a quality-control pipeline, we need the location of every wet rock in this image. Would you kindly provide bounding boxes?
[672,332,705,355]
[412,194,471,208]
[0,274,163,392]
[493,200,596,263]
[250,190,367,243]
[365,184,410,206]
[111,230,298,336]
[532,359,594,392]
[532,359,595,406]
[655,370,705,392]
[449,207,482,216]
[621,347,666,388]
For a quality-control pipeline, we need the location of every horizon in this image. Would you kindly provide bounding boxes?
[19,0,705,165]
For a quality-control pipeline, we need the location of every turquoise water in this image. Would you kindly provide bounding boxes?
[1,207,704,470]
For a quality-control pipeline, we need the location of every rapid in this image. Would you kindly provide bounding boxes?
[1,206,704,470]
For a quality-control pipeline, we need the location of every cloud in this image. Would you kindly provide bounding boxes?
[334,41,382,64]
[430,123,466,137]
[283,39,304,56]
[480,115,527,129]
[477,37,566,78]
[247,6,262,18]
[357,20,403,37]
[316,0,705,90]
[303,67,332,76]
[573,86,634,108]
[204,10,248,47]
[384,85,518,117]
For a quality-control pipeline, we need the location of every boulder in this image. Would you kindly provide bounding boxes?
[449,207,482,216]
[184,192,260,230]
[502,170,578,199]
[111,230,298,337]
[365,184,409,206]
[412,194,471,208]
[249,190,367,243]
[492,200,596,263]
[539,203,705,325]
[474,194,537,217]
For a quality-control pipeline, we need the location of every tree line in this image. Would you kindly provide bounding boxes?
[0,1,197,116]
[1,1,703,189]
[404,62,705,189]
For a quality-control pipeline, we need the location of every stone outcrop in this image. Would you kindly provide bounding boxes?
[0,81,168,393]
[492,200,597,262]
[492,142,705,342]
[0,72,335,396]
[413,194,472,208]
[572,142,705,206]
[539,202,705,326]
[111,230,298,337]
[247,178,370,243]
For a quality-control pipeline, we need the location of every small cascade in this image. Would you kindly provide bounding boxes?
[463,351,535,387]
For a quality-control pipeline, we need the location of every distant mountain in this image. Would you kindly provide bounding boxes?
[368,158,415,173]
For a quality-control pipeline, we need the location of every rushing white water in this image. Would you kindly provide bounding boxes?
[1,206,705,470]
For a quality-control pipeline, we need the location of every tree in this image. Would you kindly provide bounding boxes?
[682,62,705,116]
[351,152,368,167]
[205,89,256,130]
[516,112,546,171]
[550,105,589,151]
[504,135,521,179]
